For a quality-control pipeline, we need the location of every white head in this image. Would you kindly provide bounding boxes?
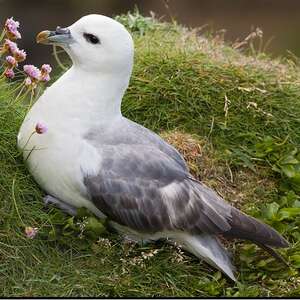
[37,14,134,75]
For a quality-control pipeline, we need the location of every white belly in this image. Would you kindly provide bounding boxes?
[16,68,121,219]
[17,115,104,218]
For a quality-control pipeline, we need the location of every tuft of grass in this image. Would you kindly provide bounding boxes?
[0,11,300,297]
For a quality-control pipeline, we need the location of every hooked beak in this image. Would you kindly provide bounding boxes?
[36,26,72,45]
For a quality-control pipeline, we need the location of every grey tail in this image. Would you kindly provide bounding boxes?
[223,208,289,263]
[177,233,237,281]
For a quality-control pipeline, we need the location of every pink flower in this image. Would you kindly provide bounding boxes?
[24,77,32,86]
[41,64,52,74]
[35,121,48,134]
[4,68,15,79]
[6,55,17,68]
[5,17,21,40]
[40,73,50,82]
[1,39,18,55]
[14,49,26,62]
[40,64,52,82]
[23,65,41,80]
[25,226,38,239]
[24,76,38,89]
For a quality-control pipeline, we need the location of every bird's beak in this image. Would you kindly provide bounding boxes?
[36,26,72,45]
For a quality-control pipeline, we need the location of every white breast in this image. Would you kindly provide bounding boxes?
[17,65,126,218]
[17,78,104,217]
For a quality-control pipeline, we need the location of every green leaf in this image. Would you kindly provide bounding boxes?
[262,202,280,220]
[254,136,277,158]
[63,216,77,230]
[48,228,57,240]
[291,174,300,185]
[292,231,300,240]
[279,191,299,207]
[85,217,106,237]
[230,148,255,171]
[277,207,300,221]
[280,155,299,165]
[293,200,300,208]
[280,164,296,178]
[290,255,300,268]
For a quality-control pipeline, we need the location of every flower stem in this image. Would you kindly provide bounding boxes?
[13,84,31,105]
[35,85,42,100]
[7,80,24,97]
[53,45,68,71]
[27,88,35,111]
[13,83,26,102]
[25,145,36,162]
[0,29,5,42]
[0,68,6,79]
[12,178,25,226]
[21,131,36,153]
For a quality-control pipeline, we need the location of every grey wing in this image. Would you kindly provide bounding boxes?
[84,145,232,234]
[127,120,189,171]
[86,117,189,172]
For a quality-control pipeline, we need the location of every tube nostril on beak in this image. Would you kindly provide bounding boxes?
[55,26,70,35]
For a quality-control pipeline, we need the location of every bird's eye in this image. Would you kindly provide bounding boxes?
[83,33,100,44]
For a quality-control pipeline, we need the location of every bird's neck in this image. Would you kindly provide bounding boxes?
[50,65,131,121]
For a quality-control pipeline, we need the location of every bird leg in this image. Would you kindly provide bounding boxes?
[43,195,78,216]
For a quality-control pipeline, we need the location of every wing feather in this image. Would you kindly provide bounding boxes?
[84,145,232,234]
[83,119,288,259]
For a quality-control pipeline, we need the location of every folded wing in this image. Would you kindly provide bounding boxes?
[83,144,288,250]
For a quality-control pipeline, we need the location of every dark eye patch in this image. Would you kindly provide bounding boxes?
[83,33,100,44]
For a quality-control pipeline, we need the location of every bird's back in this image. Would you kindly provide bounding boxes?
[85,116,189,171]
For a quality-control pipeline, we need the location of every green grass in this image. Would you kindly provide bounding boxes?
[0,11,300,297]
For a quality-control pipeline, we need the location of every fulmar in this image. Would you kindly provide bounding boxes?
[17,14,289,281]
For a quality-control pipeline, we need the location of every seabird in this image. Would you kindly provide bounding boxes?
[17,14,288,281]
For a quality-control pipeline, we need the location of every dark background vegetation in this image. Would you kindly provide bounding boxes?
[1,0,300,66]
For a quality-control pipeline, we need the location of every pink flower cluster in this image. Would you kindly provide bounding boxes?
[23,64,52,88]
[25,226,38,239]
[1,17,26,79]
[1,16,52,85]
[6,55,16,68]
[1,38,27,79]
[41,64,52,82]
[4,17,21,40]
[1,39,27,63]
